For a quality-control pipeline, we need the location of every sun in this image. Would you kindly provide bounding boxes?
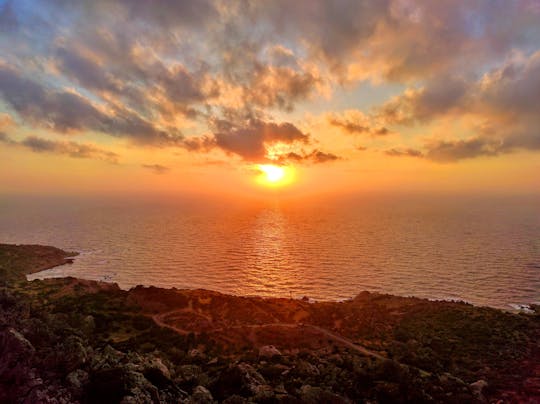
[259,164,285,182]
[256,164,294,187]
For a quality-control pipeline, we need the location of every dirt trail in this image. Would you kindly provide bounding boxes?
[150,310,385,360]
[151,311,190,335]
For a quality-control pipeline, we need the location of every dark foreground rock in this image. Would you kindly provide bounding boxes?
[0,243,539,403]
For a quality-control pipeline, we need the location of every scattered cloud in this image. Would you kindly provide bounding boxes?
[0,0,539,167]
[0,64,182,145]
[328,110,390,136]
[278,149,341,164]
[385,148,423,158]
[142,164,170,174]
[0,134,119,163]
[423,138,501,162]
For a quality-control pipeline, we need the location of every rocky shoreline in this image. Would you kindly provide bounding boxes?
[1,243,539,403]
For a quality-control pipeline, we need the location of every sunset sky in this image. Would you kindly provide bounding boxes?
[1,0,539,197]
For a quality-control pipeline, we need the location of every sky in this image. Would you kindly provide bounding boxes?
[1,0,539,198]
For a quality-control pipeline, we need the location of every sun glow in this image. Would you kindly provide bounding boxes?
[256,164,294,187]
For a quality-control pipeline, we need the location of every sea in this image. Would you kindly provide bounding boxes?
[1,193,539,311]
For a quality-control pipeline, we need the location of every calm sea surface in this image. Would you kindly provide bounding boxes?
[1,194,539,310]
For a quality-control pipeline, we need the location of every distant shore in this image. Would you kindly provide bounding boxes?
[1,243,539,403]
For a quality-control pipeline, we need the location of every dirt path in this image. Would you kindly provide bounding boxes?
[150,310,385,360]
[306,324,386,360]
[151,311,190,335]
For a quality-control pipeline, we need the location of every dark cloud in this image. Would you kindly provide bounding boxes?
[328,113,389,136]
[375,51,540,160]
[55,47,120,93]
[181,135,216,152]
[0,132,15,144]
[98,0,218,29]
[212,120,309,161]
[385,148,424,158]
[244,66,320,111]
[278,149,341,164]
[424,138,500,162]
[306,149,341,163]
[476,51,540,117]
[246,0,390,71]
[0,134,118,163]
[376,75,469,125]
[180,120,342,164]
[385,134,540,162]
[0,64,182,145]
[142,164,170,174]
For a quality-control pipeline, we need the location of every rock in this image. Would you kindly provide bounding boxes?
[124,370,160,403]
[66,369,89,390]
[206,357,218,365]
[81,315,96,334]
[0,327,38,402]
[91,345,125,370]
[470,379,488,401]
[295,360,320,377]
[253,384,274,401]
[212,362,267,399]
[88,367,160,404]
[258,362,290,380]
[190,385,214,403]
[299,384,349,403]
[61,335,88,372]
[258,345,282,359]
[87,367,129,403]
[143,356,172,389]
[189,348,206,361]
[176,364,203,388]
[3,327,35,356]
[222,395,248,404]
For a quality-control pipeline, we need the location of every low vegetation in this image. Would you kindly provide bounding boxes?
[1,244,538,403]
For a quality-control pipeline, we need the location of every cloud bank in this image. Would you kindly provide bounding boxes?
[0,0,538,165]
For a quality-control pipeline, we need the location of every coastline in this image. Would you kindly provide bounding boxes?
[24,249,537,314]
[1,243,539,403]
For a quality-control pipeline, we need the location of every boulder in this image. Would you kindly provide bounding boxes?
[470,379,488,401]
[258,345,282,359]
[61,335,88,372]
[123,370,160,403]
[190,385,214,403]
[212,362,267,399]
[176,364,203,388]
[0,327,39,402]
[189,348,206,362]
[66,369,89,390]
[87,367,129,403]
[143,356,172,389]
[91,345,125,370]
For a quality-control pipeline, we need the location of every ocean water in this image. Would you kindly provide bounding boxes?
[1,194,539,310]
